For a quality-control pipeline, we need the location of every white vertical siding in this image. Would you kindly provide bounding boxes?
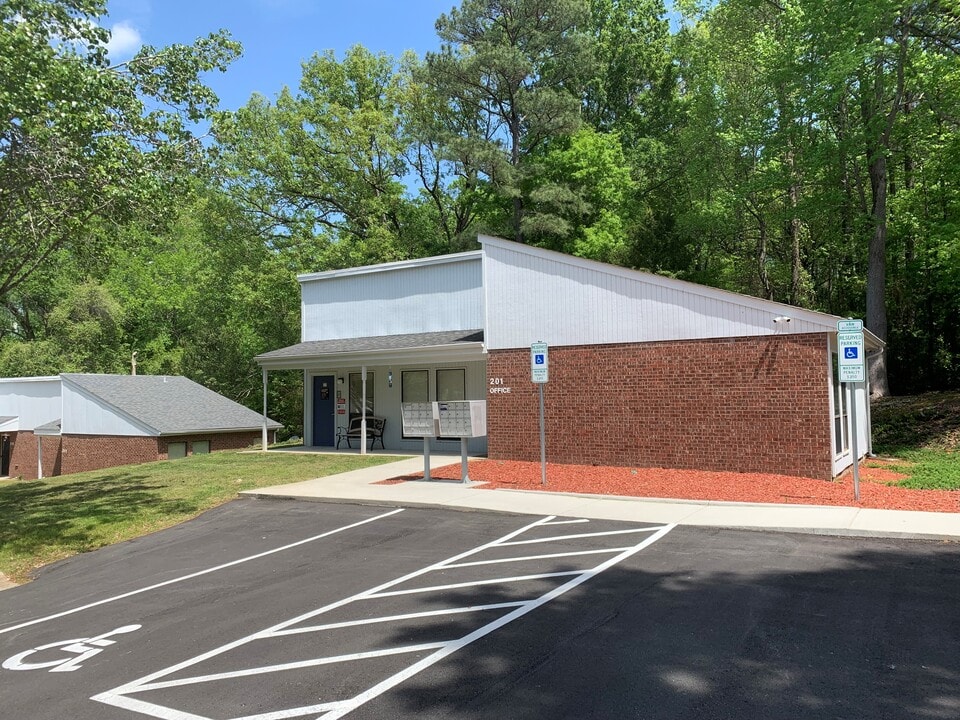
[481,237,832,350]
[61,383,153,436]
[0,378,61,429]
[301,255,483,342]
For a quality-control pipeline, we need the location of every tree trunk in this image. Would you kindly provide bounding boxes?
[866,151,890,396]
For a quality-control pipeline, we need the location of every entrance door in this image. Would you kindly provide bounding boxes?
[1,435,9,476]
[312,376,336,446]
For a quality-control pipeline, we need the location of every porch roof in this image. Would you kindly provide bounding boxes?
[255,330,485,370]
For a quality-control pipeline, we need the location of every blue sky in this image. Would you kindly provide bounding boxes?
[104,0,455,111]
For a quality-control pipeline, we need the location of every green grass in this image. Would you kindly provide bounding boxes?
[870,391,960,490]
[0,451,402,583]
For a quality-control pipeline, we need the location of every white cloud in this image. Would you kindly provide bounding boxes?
[106,21,143,60]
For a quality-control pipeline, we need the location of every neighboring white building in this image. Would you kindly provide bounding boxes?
[1,374,281,479]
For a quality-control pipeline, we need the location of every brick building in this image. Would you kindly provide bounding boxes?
[256,235,881,480]
[0,374,281,480]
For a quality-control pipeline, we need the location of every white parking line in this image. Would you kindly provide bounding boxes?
[364,571,583,598]
[499,527,661,546]
[271,602,527,637]
[444,546,634,569]
[0,508,405,636]
[92,517,676,720]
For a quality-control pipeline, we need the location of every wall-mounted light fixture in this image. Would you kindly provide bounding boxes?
[773,316,792,324]
[337,376,344,385]
[387,370,394,388]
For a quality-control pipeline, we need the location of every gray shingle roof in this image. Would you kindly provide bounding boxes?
[34,418,62,435]
[256,329,484,361]
[61,374,281,436]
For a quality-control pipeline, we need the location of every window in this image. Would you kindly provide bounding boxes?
[168,442,187,459]
[437,368,465,401]
[402,370,429,403]
[192,440,210,455]
[832,353,849,454]
[401,370,429,438]
[349,372,375,421]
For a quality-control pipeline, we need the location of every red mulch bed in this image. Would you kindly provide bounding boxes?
[382,460,960,513]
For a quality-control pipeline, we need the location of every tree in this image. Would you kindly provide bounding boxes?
[215,45,446,267]
[0,0,240,304]
[424,0,595,242]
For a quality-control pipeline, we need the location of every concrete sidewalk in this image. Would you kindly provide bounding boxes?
[242,454,960,541]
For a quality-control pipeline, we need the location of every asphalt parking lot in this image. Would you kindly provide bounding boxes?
[2,499,959,720]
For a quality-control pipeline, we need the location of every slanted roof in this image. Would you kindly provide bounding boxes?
[34,419,61,436]
[61,374,281,436]
[256,330,485,369]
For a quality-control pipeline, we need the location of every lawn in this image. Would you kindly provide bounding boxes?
[870,391,960,489]
[0,451,401,583]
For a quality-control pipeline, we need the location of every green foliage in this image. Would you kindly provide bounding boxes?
[0,0,241,301]
[424,0,595,241]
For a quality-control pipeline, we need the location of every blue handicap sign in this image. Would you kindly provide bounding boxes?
[534,354,545,365]
[844,347,859,360]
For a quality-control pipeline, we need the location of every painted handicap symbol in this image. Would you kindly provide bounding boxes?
[2,624,141,673]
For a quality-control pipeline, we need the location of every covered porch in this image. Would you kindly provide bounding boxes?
[255,330,488,456]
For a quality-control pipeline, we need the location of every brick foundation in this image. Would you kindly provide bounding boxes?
[3,430,270,479]
[486,333,833,480]
[4,431,62,480]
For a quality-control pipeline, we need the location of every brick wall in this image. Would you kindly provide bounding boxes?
[486,333,833,480]
[158,431,267,458]
[60,435,160,476]
[8,430,270,478]
[5,431,62,480]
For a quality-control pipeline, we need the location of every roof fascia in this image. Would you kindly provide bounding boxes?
[257,342,486,371]
[157,424,281,437]
[0,376,60,384]
[297,250,482,284]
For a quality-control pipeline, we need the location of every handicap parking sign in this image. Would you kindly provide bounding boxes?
[534,354,545,365]
[844,347,859,360]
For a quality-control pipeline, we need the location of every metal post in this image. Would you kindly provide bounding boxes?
[423,437,431,482]
[261,368,269,451]
[461,437,470,484]
[850,382,860,502]
[539,384,546,486]
[360,365,367,455]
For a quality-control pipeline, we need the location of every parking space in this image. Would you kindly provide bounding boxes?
[2,499,959,720]
[0,501,673,720]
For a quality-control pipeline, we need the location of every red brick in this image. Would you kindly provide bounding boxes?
[485,333,833,480]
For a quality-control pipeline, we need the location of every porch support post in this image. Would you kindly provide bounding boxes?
[261,367,269,451]
[37,435,43,480]
[360,365,367,455]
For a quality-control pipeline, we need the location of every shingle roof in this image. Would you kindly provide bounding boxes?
[34,419,61,435]
[61,374,281,436]
[256,329,484,362]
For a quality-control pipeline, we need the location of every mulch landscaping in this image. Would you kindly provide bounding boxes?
[383,459,960,513]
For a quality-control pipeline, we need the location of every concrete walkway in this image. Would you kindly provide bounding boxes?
[243,454,960,541]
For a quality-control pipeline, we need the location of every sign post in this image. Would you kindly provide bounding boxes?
[837,320,865,501]
[531,341,549,486]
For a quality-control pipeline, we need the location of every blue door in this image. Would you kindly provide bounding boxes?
[312,376,336,446]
